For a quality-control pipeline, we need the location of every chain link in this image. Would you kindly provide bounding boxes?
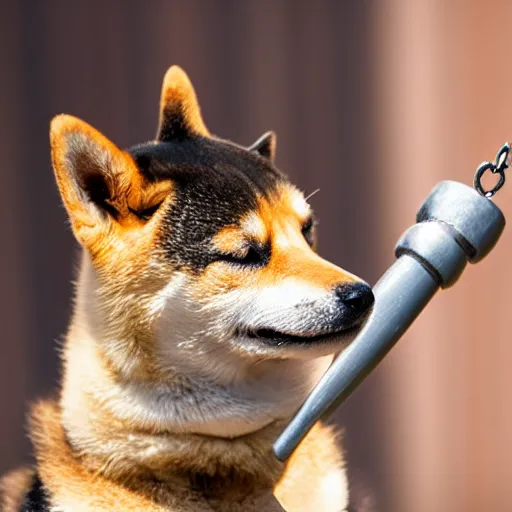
[474,142,510,198]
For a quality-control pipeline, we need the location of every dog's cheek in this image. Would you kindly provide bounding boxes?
[190,264,255,302]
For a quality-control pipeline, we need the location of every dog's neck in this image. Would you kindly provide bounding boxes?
[59,254,333,489]
[33,400,287,510]
[60,330,288,491]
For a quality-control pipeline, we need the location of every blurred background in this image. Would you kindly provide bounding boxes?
[1,1,512,511]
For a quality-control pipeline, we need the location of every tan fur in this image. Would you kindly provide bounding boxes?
[157,65,210,139]
[1,66,361,511]
[2,400,345,511]
[51,114,173,259]
[1,467,35,512]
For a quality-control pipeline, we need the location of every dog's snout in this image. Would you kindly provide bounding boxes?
[335,282,374,323]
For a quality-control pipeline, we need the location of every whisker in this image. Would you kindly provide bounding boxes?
[305,188,321,201]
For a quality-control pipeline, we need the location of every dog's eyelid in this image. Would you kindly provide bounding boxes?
[128,200,164,222]
[226,240,265,257]
[226,243,251,259]
[215,240,270,267]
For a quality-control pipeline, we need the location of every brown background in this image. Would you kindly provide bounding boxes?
[1,1,512,511]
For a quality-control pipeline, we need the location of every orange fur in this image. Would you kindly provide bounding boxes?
[157,65,210,139]
[50,115,173,256]
[256,188,357,289]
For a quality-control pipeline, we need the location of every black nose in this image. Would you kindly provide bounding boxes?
[335,282,374,324]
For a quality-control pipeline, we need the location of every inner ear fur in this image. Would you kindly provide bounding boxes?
[50,115,167,246]
[156,65,210,141]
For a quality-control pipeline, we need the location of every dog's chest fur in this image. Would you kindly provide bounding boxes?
[2,400,348,512]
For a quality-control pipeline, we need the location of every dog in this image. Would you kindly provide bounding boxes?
[1,66,374,511]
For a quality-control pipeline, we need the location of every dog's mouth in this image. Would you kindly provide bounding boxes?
[237,324,362,347]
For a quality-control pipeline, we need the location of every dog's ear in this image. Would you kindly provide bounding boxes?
[249,131,276,162]
[50,115,167,249]
[156,66,210,141]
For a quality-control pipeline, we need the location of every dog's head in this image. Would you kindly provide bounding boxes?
[52,67,373,433]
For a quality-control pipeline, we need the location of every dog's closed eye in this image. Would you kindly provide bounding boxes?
[128,202,163,222]
[215,242,270,268]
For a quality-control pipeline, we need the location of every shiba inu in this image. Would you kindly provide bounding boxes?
[1,66,374,511]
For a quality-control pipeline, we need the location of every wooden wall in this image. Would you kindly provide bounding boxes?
[1,2,511,510]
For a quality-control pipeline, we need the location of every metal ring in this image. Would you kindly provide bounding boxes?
[495,142,511,171]
[474,162,506,198]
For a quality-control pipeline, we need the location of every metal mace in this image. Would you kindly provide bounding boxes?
[273,143,510,462]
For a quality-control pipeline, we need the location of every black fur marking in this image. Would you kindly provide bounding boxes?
[130,137,283,186]
[128,137,286,271]
[158,104,193,142]
[19,473,50,512]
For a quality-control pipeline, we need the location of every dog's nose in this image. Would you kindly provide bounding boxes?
[335,282,374,326]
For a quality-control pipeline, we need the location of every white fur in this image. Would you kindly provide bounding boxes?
[289,189,312,219]
[65,223,363,440]
[64,257,337,439]
[240,211,267,239]
[143,269,357,436]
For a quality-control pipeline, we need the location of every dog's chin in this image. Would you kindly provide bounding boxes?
[235,321,367,359]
